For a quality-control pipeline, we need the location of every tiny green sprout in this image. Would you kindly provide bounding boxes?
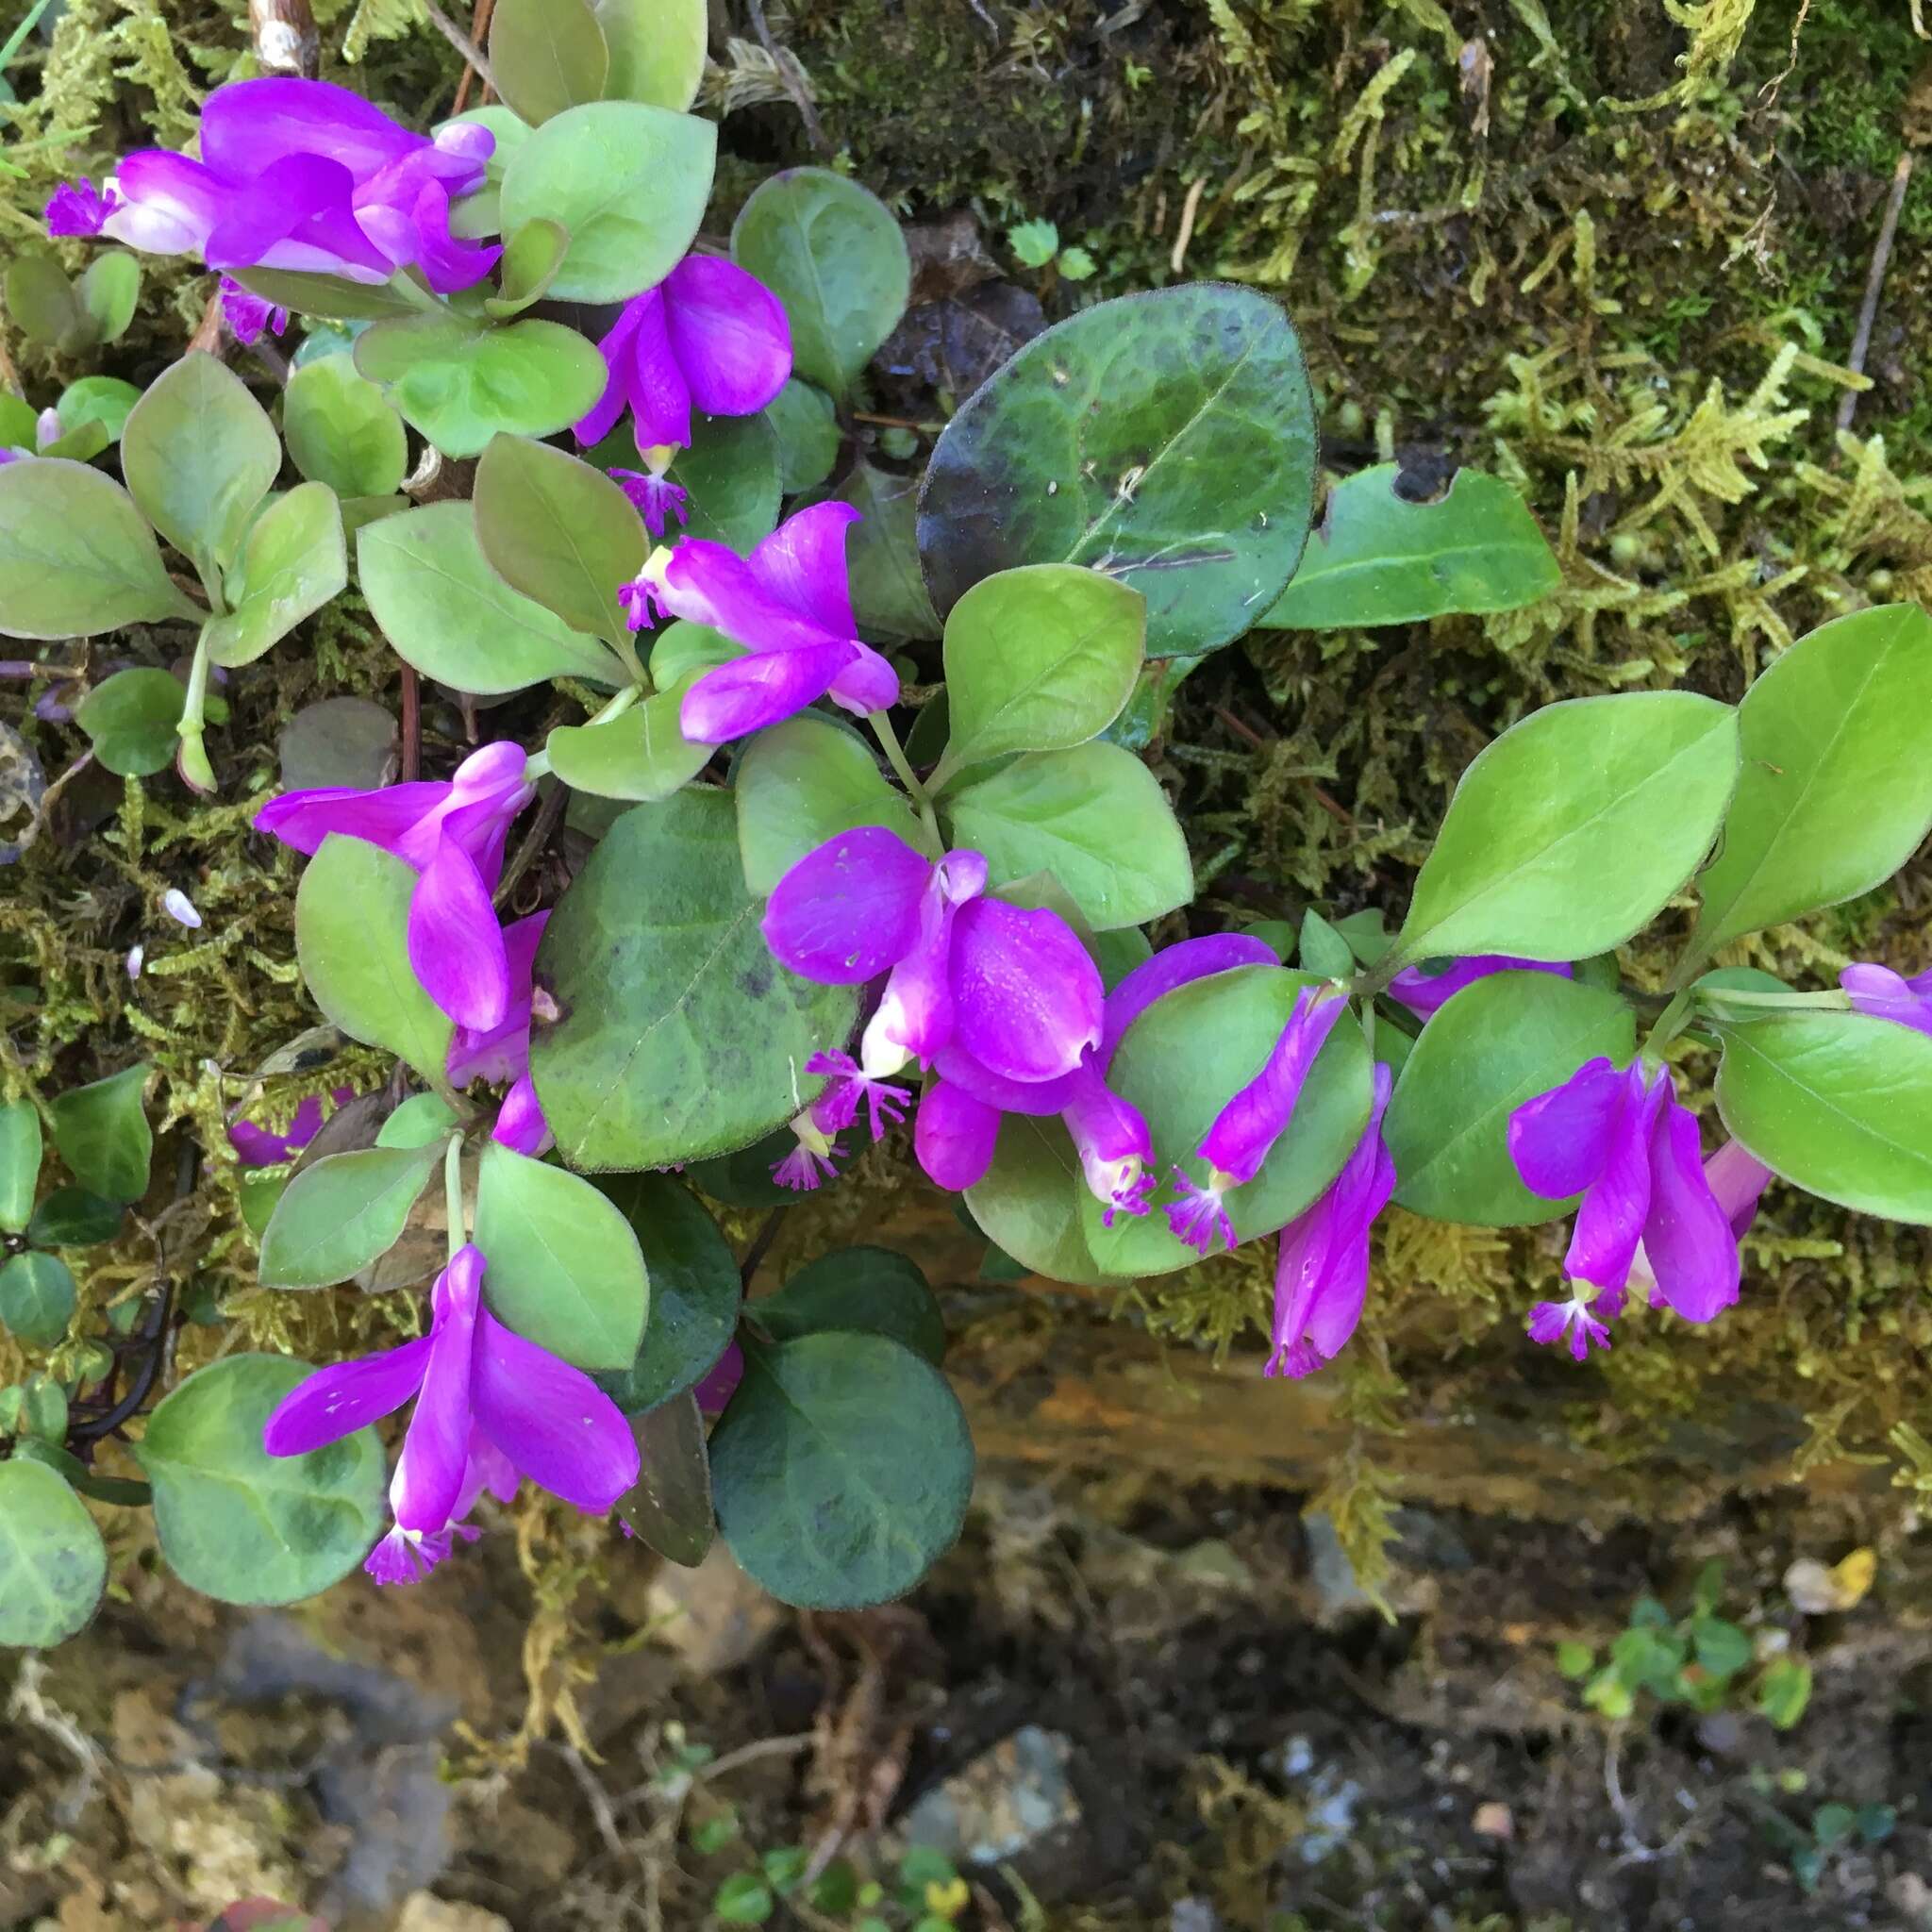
[711,1870,774,1924]
[1124,58,1152,88]
[1008,219,1059,269]
[1058,245,1098,281]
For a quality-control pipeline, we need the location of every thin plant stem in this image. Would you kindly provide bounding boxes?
[870,709,941,841]
[444,1133,465,1260]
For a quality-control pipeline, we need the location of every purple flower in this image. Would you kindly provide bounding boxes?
[1266,1064,1395,1378]
[626,504,900,741]
[1165,985,1350,1256]
[254,741,534,1032]
[220,275,289,346]
[609,459,690,541]
[1509,1057,1741,1357]
[574,255,791,456]
[446,909,554,1157]
[1841,960,1932,1037]
[691,1342,743,1416]
[262,1242,640,1585]
[805,1048,909,1142]
[772,1109,843,1191]
[44,78,498,291]
[228,1085,357,1167]
[1389,954,1572,1018]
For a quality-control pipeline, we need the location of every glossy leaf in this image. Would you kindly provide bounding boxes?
[935,564,1144,786]
[918,286,1318,658]
[483,217,570,318]
[475,432,643,642]
[530,789,857,1169]
[731,169,911,398]
[121,353,281,569]
[593,1171,739,1410]
[58,375,143,443]
[293,834,455,1083]
[664,409,783,551]
[1391,692,1740,969]
[358,502,626,693]
[77,250,141,343]
[1688,606,1932,960]
[283,356,408,499]
[473,1142,648,1369]
[140,1354,386,1605]
[546,688,710,801]
[354,313,608,458]
[595,0,708,109]
[734,711,937,895]
[711,1332,973,1608]
[1080,965,1373,1275]
[27,1188,122,1248]
[50,1063,152,1205]
[488,0,608,125]
[766,378,841,493]
[0,1250,76,1347]
[75,668,186,777]
[1257,464,1560,629]
[257,1142,442,1288]
[944,741,1191,930]
[0,1459,107,1648]
[0,1098,41,1234]
[825,460,938,639]
[614,1393,714,1563]
[755,1245,945,1364]
[206,481,348,668]
[1385,970,1638,1224]
[1715,1012,1932,1224]
[963,1114,1111,1285]
[0,460,198,640]
[499,99,716,303]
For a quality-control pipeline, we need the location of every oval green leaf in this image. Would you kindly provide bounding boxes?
[375,1092,461,1149]
[284,356,408,499]
[755,1245,945,1364]
[0,1459,107,1648]
[546,687,711,802]
[0,1098,42,1234]
[50,1062,151,1205]
[75,667,187,778]
[257,1141,442,1288]
[820,459,940,640]
[206,480,348,669]
[614,1393,715,1564]
[594,0,707,109]
[77,250,140,344]
[663,409,783,552]
[488,0,608,125]
[483,217,570,318]
[27,1187,122,1248]
[918,285,1318,658]
[58,375,143,443]
[711,1332,973,1608]
[766,378,841,494]
[228,265,426,322]
[0,1249,77,1347]
[1391,691,1741,969]
[139,1354,386,1605]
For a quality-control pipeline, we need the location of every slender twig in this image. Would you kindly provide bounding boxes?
[1170,176,1206,275]
[493,783,569,908]
[399,664,421,781]
[1838,149,1914,434]
[17,750,93,853]
[420,0,500,99]
[744,0,828,153]
[739,1207,786,1290]
[453,0,495,112]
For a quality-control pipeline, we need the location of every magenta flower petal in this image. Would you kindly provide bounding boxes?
[262,1333,434,1457]
[408,839,512,1032]
[861,854,983,1071]
[575,298,643,448]
[470,1309,641,1513]
[388,1248,482,1534]
[1195,986,1347,1186]
[748,501,860,639]
[200,77,423,180]
[913,1078,1001,1191]
[492,1074,552,1156]
[401,180,501,293]
[253,781,451,858]
[691,1343,744,1416]
[1563,1067,1662,1291]
[761,825,934,983]
[1641,1100,1740,1323]
[45,179,115,237]
[220,275,288,345]
[930,1041,1075,1116]
[104,150,226,255]
[1841,961,1932,1037]
[1100,935,1279,1066]
[1060,1058,1155,1224]
[1706,1137,1774,1238]
[948,898,1104,1085]
[447,908,549,1087]
[460,1426,522,1510]
[679,639,857,742]
[1389,955,1572,1018]
[826,641,902,717]
[658,538,837,656]
[205,152,393,282]
[623,287,695,451]
[1507,1056,1629,1200]
[663,256,792,419]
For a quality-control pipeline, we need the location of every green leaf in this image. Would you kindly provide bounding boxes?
[711,1332,974,1607]
[1714,1011,1932,1223]
[257,1142,442,1288]
[228,265,426,322]
[0,1459,107,1648]
[121,353,281,570]
[487,0,608,125]
[7,252,88,349]
[735,711,938,895]
[499,99,716,303]
[1556,1640,1595,1680]
[354,314,608,458]
[1058,245,1096,280]
[765,379,841,494]
[283,356,408,499]
[0,459,198,640]
[1757,1656,1813,1729]
[0,1098,41,1234]
[1386,971,1638,1225]
[1257,465,1560,629]
[648,619,742,688]
[918,286,1318,658]
[530,789,858,1168]
[375,1093,460,1149]
[472,1142,648,1369]
[1687,606,1932,961]
[1080,966,1374,1276]
[1691,1615,1753,1681]
[731,168,911,399]
[1391,692,1740,968]
[484,217,570,318]
[1009,218,1059,268]
[593,0,706,107]
[0,393,36,450]
[206,481,348,668]
[944,741,1191,930]
[57,375,143,444]
[824,460,939,639]
[76,249,140,344]
[964,1113,1110,1285]
[684,1126,808,1208]
[712,1874,775,1926]
[612,1391,715,1564]
[662,409,783,552]
[546,688,710,801]
[935,564,1145,786]
[50,1063,151,1205]
[755,1246,945,1364]
[27,1187,122,1248]
[294,833,455,1084]
[0,1250,75,1347]
[475,432,644,642]
[74,667,186,778]
[592,1172,739,1409]
[1298,909,1356,979]
[357,502,625,693]
[139,1354,387,1605]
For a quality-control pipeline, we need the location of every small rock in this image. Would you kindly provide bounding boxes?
[1889,1871,1932,1924]
[394,1896,513,1932]
[1473,1800,1514,1840]
[900,1725,1081,1865]
[644,1545,786,1675]
[1170,1899,1223,1932]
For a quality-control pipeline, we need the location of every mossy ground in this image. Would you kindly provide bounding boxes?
[4,0,1932,1729]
